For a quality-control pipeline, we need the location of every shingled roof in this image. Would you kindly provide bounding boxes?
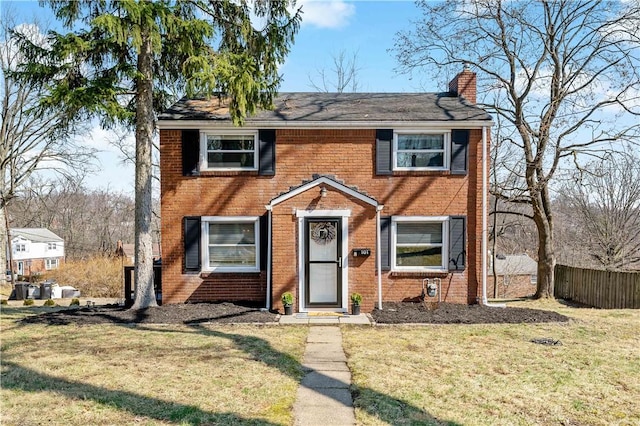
[11,228,63,243]
[158,92,492,123]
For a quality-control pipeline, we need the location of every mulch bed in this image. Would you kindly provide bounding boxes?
[20,302,279,326]
[372,302,569,324]
[18,301,569,326]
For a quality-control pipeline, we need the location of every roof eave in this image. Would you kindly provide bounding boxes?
[157,119,495,130]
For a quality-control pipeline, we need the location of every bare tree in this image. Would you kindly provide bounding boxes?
[308,49,362,92]
[395,0,640,298]
[11,175,135,259]
[0,11,94,283]
[559,151,640,270]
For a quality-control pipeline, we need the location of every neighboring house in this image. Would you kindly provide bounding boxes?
[115,241,161,265]
[488,253,538,298]
[8,228,65,277]
[158,68,494,313]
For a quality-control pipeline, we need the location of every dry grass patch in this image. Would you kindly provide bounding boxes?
[45,256,128,298]
[1,308,308,425]
[343,300,640,426]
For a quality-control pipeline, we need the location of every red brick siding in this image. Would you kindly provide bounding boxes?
[12,257,65,278]
[160,128,487,309]
[487,275,536,299]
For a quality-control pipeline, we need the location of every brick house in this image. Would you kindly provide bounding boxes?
[158,68,493,313]
[487,254,538,299]
[8,228,65,278]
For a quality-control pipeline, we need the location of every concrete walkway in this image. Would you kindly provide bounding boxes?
[279,313,371,325]
[293,326,356,426]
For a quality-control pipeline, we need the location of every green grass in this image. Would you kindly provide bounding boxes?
[1,307,308,425]
[342,300,640,425]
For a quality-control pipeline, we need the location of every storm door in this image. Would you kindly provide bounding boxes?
[305,218,342,308]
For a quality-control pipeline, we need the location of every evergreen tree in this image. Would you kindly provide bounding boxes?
[14,0,301,308]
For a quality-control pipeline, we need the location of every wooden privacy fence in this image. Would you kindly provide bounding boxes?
[555,264,640,309]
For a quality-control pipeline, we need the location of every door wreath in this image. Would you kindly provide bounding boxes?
[310,222,337,245]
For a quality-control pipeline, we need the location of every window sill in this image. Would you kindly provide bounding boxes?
[198,170,259,177]
[390,270,449,278]
[200,270,261,277]
[390,170,452,176]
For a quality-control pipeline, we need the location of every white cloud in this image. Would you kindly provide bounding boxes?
[298,0,356,29]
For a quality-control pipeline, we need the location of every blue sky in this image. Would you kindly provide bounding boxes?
[6,0,442,194]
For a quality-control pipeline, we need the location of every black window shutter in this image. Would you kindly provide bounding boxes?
[449,216,466,271]
[259,130,276,176]
[450,129,469,175]
[184,217,201,272]
[376,129,393,175]
[260,214,268,270]
[380,216,391,271]
[182,130,200,176]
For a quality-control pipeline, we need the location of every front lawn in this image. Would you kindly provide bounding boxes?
[343,300,640,425]
[0,307,307,425]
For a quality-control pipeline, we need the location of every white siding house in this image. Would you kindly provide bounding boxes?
[8,228,65,277]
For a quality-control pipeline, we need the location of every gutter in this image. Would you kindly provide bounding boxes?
[376,205,384,310]
[481,125,505,308]
[157,119,494,130]
[265,205,273,311]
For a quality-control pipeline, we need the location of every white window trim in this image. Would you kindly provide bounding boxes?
[45,258,59,270]
[393,130,450,171]
[391,216,449,271]
[201,216,260,273]
[200,130,259,171]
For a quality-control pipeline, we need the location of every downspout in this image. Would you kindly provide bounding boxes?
[265,205,273,311]
[482,125,505,307]
[376,205,384,310]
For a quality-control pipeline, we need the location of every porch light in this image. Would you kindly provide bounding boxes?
[320,186,327,198]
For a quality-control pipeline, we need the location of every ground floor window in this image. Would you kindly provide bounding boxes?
[392,217,448,271]
[45,258,59,270]
[201,216,259,272]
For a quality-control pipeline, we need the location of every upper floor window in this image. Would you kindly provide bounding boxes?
[392,217,448,271]
[201,216,260,272]
[48,243,57,250]
[14,243,26,252]
[394,132,450,170]
[200,132,258,171]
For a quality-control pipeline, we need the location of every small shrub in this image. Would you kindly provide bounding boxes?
[23,299,35,306]
[281,292,293,306]
[350,293,362,306]
[70,298,80,306]
[1,299,7,305]
[43,299,56,307]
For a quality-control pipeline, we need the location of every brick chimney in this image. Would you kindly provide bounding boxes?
[449,65,477,104]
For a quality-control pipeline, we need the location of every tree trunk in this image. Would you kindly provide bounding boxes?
[532,188,555,299]
[131,28,157,310]
[0,204,8,284]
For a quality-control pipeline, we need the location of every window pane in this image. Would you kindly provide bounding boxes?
[397,223,442,244]
[209,223,255,245]
[308,264,338,303]
[207,135,254,151]
[209,246,256,267]
[397,152,444,168]
[398,134,444,150]
[208,152,255,168]
[396,246,442,267]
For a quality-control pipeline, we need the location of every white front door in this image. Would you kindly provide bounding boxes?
[17,261,24,276]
